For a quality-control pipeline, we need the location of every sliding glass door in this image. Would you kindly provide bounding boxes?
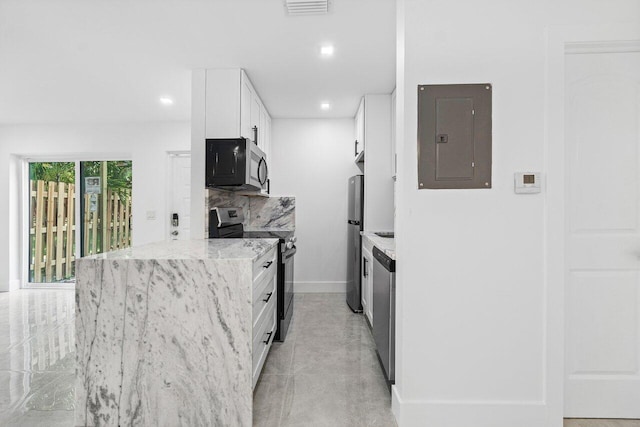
[28,162,76,284]
[26,159,132,286]
[79,161,132,257]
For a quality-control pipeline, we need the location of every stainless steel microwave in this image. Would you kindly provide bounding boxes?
[205,138,268,191]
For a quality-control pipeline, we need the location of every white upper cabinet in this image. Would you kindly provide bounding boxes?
[250,93,261,145]
[240,74,254,141]
[259,100,269,152]
[354,97,365,158]
[205,69,272,153]
[263,113,272,165]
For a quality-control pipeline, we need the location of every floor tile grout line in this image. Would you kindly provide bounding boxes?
[275,373,292,426]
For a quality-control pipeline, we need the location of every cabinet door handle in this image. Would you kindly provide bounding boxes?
[263,330,274,345]
[354,139,358,156]
[253,126,258,145]
[363,257,368,277]
[263,292,273,303]
[263,261,273,269]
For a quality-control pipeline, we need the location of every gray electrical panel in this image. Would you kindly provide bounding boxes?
[417,84,492,189]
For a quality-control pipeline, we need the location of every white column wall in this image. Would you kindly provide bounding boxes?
[393,0,640,426]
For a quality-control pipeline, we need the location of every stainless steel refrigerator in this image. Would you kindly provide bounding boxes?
[346,175,364,312]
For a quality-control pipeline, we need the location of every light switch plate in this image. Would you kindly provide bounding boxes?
[514,172,541,194]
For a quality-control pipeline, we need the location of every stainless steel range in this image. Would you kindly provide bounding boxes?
[208,207,295,342]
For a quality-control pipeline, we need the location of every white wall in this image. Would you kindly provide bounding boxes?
[363,94,394,233]
[0,122,190,291]
[394,1,640,426]
[270,119,360,292]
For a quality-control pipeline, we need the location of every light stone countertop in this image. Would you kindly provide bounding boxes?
[75,237,280,426]
[361,232,396,260]
[243,227,295,239]
[80,238,279,261]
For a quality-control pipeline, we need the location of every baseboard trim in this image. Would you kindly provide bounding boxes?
[0,280,21,292]
[295,281,346,293]
[391,392,552,427]
[391,385,402,425]
[8,279,20,292]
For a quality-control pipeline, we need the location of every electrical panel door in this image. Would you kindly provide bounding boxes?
[417,84,492,189]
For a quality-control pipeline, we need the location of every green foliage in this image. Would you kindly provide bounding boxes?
[30,161,133,201]
[82,161,132,201]
[29,162,75,184]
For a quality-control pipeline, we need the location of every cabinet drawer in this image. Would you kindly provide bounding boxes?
[253,247,277,283]
[252,288,276,344]
[253,270,276,328]
[252,299,277,388]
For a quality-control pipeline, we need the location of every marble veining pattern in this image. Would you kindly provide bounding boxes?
[75,239,276,426]
[205,190,295,236]
[248,197,295,230]
[361,232,396,260]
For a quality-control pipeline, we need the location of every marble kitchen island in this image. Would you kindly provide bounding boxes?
[75,238,279,427]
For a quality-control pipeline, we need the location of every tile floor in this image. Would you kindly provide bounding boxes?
[253,293,396,427]
[0,289,639,427]
[0,289,75,426]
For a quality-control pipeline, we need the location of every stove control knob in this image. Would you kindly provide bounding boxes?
[291,236,297,243]
[286,242,294,250]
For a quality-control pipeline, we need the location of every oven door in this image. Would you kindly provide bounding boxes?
[283,245,296,313]
[276,244,296,341]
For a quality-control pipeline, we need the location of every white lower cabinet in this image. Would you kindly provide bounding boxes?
[252,247,278,388]
[362,247,374,325]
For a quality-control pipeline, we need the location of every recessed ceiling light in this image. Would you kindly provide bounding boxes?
[159,96,174,106]
[320,102,331,110]
[320,45,334,57]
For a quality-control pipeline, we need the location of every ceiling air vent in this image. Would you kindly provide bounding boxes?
[285,0,329,16]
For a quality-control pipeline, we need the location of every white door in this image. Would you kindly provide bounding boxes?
[168,153,191,240]
[564,50,640,418]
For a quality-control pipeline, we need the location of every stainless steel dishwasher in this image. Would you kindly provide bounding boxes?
[372,246,396,384]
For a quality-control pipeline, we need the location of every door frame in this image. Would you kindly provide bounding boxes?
[545,24,640,422]
[165,151,191,240]
[20,153,131,289]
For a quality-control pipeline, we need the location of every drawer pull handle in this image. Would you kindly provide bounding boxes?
[263,292,273,303]
[263,331,273,345]
[263,261,273,269]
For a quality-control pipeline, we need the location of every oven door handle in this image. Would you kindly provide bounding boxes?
[284,246,297,260]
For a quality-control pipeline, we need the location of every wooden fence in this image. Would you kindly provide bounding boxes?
[82,188,132,257]
[29,180,132,283]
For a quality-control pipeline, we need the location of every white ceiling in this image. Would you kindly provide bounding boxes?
[0,0,396,124]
